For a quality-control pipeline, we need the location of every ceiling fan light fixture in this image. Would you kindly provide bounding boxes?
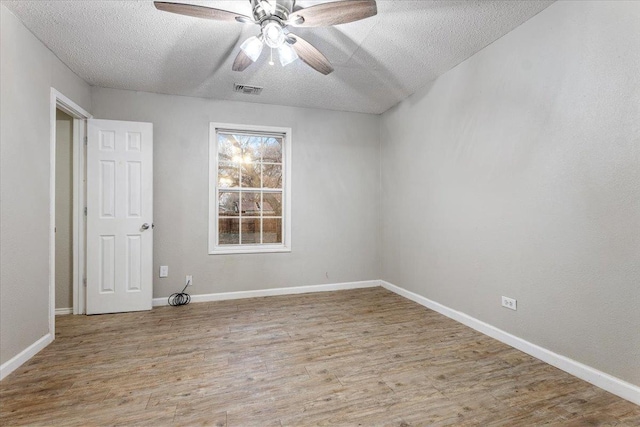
[278,43,298,66]
[240,36,264,62]
[154,0,379,75]
[263,21,285,48]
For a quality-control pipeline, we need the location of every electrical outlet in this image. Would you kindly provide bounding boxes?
[185,275,192,286]
[502,296,517,311]
[159,265,169,278]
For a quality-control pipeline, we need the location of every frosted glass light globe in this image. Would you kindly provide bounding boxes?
[263,21,285,48]
[278,43,298,66]
[240,36,264,62]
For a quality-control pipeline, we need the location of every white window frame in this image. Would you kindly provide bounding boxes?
[209,122,292,255]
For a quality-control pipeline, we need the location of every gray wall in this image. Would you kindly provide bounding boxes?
[90,87,381,299]
[55,109,74,310]
[380,0,640,386]
[0,5,91,366]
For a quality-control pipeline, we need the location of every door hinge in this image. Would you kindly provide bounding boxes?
[83,278,87,287]
[84,207,87,216]
[84,136,88,145]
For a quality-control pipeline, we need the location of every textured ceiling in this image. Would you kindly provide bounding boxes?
[4,0,554,114]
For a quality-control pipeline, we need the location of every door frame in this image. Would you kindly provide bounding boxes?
[49,88,92,336]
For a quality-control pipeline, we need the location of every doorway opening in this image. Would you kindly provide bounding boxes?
[54,109,74,315]
[49,89,91,336]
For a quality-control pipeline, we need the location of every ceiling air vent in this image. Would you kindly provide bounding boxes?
[234,83,263,95]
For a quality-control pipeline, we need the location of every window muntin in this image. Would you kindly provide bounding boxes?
[209,124,291,254]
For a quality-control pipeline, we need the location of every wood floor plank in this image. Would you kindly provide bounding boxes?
[0,287,637,426]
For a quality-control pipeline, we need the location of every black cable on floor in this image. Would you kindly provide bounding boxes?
[168,279,191,306]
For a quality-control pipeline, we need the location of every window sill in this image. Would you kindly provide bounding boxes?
[209,246,291,255]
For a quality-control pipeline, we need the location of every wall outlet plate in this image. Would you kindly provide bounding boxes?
[502,296,517,311]
[159,265,168,278]
[186,275,192,286]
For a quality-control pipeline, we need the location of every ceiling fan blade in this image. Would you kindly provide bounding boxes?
[154,2,252,24]
[289,0,377,27]
[288,34,334,75]
[232,50,254,72]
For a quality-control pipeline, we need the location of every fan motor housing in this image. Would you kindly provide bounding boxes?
[251,0,294,23]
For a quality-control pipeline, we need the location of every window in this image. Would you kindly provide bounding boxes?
[209,123,291,254]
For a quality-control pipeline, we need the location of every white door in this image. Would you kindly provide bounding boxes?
[86,119,153,314]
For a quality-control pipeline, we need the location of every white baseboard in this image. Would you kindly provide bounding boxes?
[152,280,380,307]
[55,307,73,316]
[380,280,640,406]
[0,333,53,381]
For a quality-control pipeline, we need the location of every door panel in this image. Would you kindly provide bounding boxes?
[99,235,116,293]
[87,119,153,314]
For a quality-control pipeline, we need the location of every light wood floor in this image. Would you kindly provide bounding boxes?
[1,288,638,426]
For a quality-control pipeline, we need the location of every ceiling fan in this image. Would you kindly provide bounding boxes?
[154,0,377,75]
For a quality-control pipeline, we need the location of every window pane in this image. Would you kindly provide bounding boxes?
[218,192,239,216]
[263,218,282,244]
[241,192,261,216]
[262,164,282,189]
[241,161,261,188]
[262,193,282,216]
[218,134,238,163]
[241,219,261,244]
[238,135,261,164]
[262,137,282,163]
[219,218,239,245]
[218,164,239,188]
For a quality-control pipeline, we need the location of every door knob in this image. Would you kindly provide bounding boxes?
[141,223,150,230]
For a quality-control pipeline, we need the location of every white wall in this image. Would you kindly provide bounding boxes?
[380,0,640,386]
[90,87,381,299]
[55,109,74,310]
[0,5,91,366]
